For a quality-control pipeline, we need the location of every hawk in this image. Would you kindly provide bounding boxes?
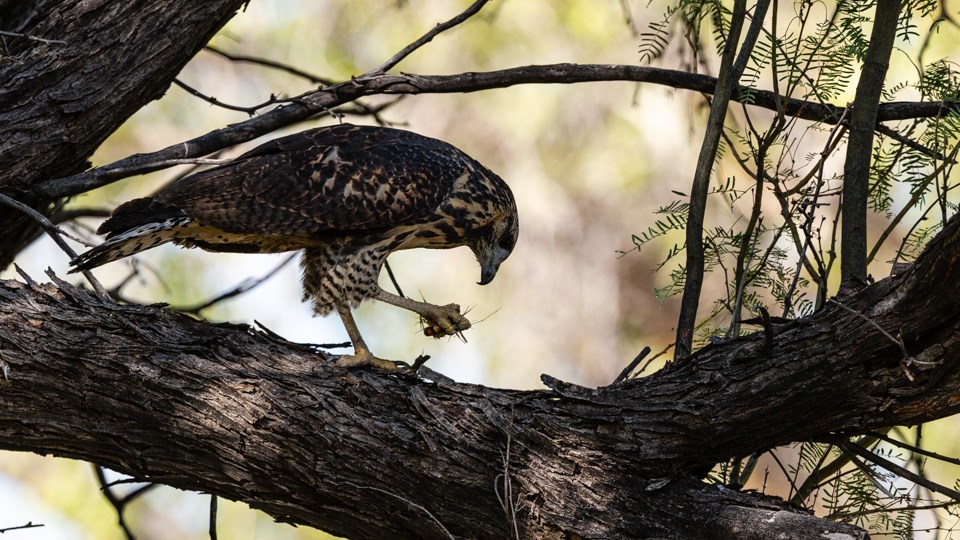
[71,124,519,369]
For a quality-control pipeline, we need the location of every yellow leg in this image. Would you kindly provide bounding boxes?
[375,289,471,337]
[334,304,397,370]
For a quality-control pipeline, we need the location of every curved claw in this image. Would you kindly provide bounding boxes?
[421,303,471,338]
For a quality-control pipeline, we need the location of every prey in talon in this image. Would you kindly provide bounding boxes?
[69,124,519,369]
[420,303,471,339]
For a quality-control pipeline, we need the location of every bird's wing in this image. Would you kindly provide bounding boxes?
[155,125,466,235]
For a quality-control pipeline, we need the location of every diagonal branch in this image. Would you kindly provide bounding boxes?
[30,63,960,202]
[370,0,491,74]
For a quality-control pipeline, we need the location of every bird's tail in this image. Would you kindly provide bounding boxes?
[70,198,190,273]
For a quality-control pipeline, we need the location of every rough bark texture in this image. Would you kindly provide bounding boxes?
[0,0,247,268]
[6,208,960,538]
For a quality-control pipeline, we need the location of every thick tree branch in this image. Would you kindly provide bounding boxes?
[5,210,960,537]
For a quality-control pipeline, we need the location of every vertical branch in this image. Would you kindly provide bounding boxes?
[840,1,902,289]
[676,0,769,359]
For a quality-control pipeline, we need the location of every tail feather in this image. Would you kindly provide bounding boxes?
[97,197,185,238]
[71,218,191,272]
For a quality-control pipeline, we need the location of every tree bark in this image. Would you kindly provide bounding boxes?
[6,208,960,538]
[0,0,247,268]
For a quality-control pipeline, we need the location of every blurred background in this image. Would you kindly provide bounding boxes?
[2,0,959,538]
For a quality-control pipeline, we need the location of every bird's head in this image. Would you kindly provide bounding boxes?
[470,211,519,286]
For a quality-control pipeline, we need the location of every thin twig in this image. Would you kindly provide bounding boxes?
[0,193,107,297]
[0,30,66,45]
[837,438,960,502]
[209,495,218,540]
[494,407,521,539]
[869,430,960,468]
[204,45,334,84]
[0,522,45,533]
[612,346,651,384]
[875,124,957,164]
[828,298,912,373]
[93,465,157,540]
[174,79,285,115]
[384,259,405,297]
[50,207,112,224]
[174,253,296,314]
[676,0,757,360]
[339,482,454,540]
[371,0,491,74]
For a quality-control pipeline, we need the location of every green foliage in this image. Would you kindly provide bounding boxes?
[636,0,960,534]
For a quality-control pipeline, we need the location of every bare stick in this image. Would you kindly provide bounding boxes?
[827,299,908,358]
[204,45,334,84]
[371,0,491,74]
[612,346,651,384]
[0,522,45,533]
[209,495,218,540]
[174,78,284,115]
[0,30,66,45]
[94,464,157,540]
[338,481,454,540]
[837,439,960,502]
[676,0,755,360]
[0,194,107,297]
[174,253,296,314]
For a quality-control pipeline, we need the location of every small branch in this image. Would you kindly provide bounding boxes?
[383,259,405,298]
[50,207,112,224]
[370,0,491,74]
[0,30,66,45]
[869,430,960,468]
[174,253,296,314]
[611,346,651,384]
[876,124,957,164]
[0,194,106,297]
[0,522,44,533]
[94,465,157,540]
[676,0,755,360]
[209,495,218,540]
[337,482,455,540]
[203,45,334,84]
[836,438,960,503]
[173,79,284,116]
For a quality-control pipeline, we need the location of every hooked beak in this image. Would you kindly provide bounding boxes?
[478,257,500,286]
[478,266,497,286]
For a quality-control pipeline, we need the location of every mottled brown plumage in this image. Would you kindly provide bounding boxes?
[71,124,519,368]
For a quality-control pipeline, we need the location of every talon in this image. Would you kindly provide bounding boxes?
[335,349,399,370]
[420,303,471,338]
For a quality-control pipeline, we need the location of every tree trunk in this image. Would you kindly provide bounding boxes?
[0,0,247,268]
[5,210,960,538]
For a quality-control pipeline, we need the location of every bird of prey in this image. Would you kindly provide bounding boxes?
[71,123,519,369]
